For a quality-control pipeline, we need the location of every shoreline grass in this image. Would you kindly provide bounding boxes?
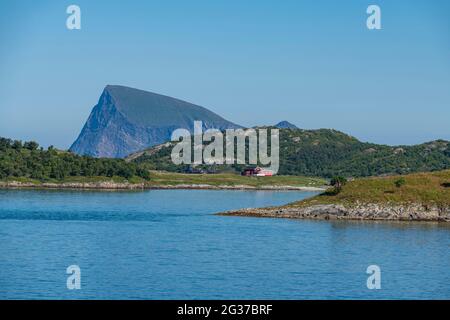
[0,171,327,190]
[287,170,450,208]
[146,171,326,188]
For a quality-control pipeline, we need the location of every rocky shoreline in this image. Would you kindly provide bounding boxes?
[219,203,450,222]
[0,181,325,191]
[0,181,146,190]
[145,184,325,191]
[3,181,448,222]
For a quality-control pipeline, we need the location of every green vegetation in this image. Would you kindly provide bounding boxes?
[147,171,326,188]
[0,170,325,189]
[330,176,347,189]
[128,128,450,178]
[0,175,148,185]
[0,136,326,188]
[326,176,348,195]
[288,170,450,208]
[394,177,406,188]
[0,137,150,182]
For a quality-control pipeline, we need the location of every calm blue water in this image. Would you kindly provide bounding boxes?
[0,189,449,300]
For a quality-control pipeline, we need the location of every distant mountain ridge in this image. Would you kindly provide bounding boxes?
[70,85,450,177]
[70,85,242,158]
[128,128,450,178]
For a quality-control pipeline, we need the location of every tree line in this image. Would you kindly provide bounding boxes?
[0,137,150,181]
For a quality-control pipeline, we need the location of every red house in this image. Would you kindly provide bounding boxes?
[241,167,274,177]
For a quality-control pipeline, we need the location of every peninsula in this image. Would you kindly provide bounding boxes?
[219,170,450,222]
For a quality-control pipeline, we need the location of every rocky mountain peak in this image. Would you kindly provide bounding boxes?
[69,85,241,158]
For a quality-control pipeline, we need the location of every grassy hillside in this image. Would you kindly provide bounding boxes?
[290,170,450,207]
[128,128,450,178]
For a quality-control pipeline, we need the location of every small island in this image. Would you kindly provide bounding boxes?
[219,170,450,222]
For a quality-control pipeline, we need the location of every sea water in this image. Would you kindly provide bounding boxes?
[0,189,448,299]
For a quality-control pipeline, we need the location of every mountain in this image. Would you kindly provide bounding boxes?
[128,128,450,178]
[275,121,298,129]
[70,85,242,158]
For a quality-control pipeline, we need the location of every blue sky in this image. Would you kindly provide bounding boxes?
[0,0,449,148]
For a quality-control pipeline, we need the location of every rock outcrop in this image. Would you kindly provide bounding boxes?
[220,203,450,222]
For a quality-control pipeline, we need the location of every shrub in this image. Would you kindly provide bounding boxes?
[394,178,406,188]
[330,176,347,188]
[324,187,342,196]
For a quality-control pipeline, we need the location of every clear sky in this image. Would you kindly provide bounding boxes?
[0,0,449,148]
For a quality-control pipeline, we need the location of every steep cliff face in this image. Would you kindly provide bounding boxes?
[70,85,241,158]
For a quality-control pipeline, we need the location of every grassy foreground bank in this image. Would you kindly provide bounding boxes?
[293,169,450,208]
